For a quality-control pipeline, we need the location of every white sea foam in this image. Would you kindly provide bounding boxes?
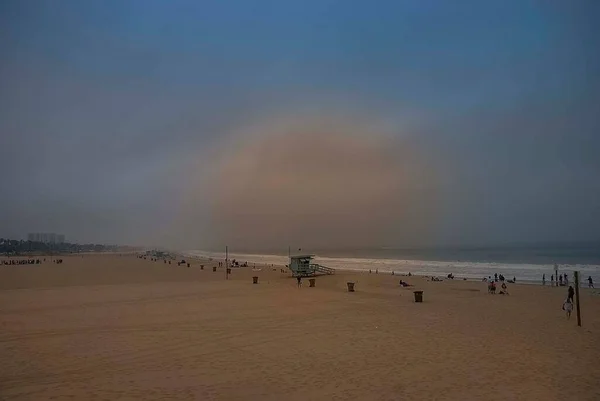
[184,250,599,284]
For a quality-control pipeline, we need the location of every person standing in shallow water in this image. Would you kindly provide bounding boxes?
[543,274,546,286]
[296,276,302,288]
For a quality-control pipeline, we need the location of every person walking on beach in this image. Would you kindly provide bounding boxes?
[551,274,554,286]
[589,276,594,288]
[559,275,563,286]
[564,274,569,286]
[563,298,573,319]
[567,286,574,302]
[543,274,546,286]
[296,276,302,288]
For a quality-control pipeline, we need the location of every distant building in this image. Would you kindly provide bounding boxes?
[27,233,66,244]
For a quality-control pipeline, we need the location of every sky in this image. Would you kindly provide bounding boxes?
[1,0,599,250]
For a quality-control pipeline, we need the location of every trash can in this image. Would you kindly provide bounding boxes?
[347,282,355,292]
[213,266,217,272]
[226,268,231,274]
[413,291,423,303]
[253,276,259,284]
[309,278,316,287]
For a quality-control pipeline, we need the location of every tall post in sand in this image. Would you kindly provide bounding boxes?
[555,265,559,287]
[574,271,581,327]
[225,246,229,280]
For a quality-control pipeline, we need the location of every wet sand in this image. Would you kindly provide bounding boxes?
[1,254,599,400]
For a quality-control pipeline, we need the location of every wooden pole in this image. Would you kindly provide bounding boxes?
[574,271,581,327]
[225,246,229,280]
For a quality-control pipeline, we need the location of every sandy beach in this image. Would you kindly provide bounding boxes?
[1,254,599,400]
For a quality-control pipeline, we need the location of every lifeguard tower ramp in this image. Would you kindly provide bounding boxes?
[288,255,335,277]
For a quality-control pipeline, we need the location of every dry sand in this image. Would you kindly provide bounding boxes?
[1,254,599,400]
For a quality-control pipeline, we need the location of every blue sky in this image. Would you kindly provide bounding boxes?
[5,1,593,106]
[1,1,599,247]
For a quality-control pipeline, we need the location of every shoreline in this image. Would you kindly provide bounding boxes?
[181,249,600,267]
[179,251,597,288]
[177,251,600,288]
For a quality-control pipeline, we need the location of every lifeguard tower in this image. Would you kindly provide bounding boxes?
[288,255,335,277]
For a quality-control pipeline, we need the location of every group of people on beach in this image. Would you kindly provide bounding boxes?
[487,280,509,295]
[546,273,569,286]
[1,258,65,265]
[483,273,513,294]
[484,273,515,284]
[2,259,43,265]
[543,273,594,288]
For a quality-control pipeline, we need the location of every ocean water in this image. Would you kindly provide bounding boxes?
[185,243,600,284]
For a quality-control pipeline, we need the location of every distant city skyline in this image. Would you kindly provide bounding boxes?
[27,233,65,244]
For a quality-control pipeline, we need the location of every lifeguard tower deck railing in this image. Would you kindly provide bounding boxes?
[288,255,335,277]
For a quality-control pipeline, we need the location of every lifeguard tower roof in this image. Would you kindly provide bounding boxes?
[291,254,315,259]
